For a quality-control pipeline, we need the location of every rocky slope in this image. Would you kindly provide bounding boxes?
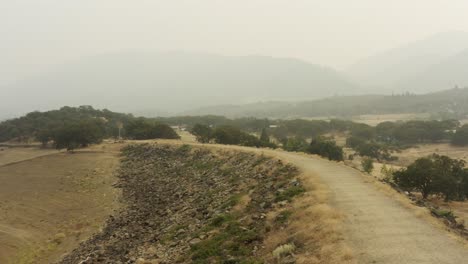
[59,144,302,263]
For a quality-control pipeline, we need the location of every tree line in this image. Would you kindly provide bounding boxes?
[191,124,344,161]
[191,124,276,148]
[0,106,179,151]
[156,115,468,146]
[2,106,467,154]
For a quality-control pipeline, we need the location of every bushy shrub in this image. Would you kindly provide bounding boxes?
[380,164,395,182]
[308,137,343,161]
[212,125,243,145]
[126,119,179,140]
[346,136,396,161]
[190,124,213,143]
[452,124,468,146]
[282,137,309,152]
[192,124,277,148]
[361,158,374,174]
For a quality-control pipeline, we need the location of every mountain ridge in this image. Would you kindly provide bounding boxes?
[182,88,468,119]
[1,51,358,119]
[347,31,468,91]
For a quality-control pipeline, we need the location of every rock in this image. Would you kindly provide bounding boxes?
[189,238,202,245]
[58,144,300,263]
[280,255,296,264]
[136,258,159,264]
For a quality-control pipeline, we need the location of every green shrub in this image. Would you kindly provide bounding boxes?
[452,124,468,146]
[275,186,305,202]
[430,208,455,218]
[361,158,374,174]
[210,214,234,227]
[308,137,343,161]
[125,119,179,140]
[282,137,308,152]
[191,124,213,143]
[275,210,293,224]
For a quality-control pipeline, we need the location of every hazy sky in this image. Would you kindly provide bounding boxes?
[2,0,468,84]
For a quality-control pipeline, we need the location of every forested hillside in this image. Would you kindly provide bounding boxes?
[187,88,468,119]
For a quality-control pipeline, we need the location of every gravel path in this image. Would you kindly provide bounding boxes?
[274,151,468,264]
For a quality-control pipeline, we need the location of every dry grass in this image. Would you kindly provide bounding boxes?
[262,170,355,264]
[351,113,430,126]
[0,143,122,264]
[0,146,59,167]
[393,143,468,166]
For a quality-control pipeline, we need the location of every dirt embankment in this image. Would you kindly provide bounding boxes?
[60,144,321,263]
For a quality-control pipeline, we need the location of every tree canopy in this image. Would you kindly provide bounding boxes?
[308,137,344,161]
[53,119,106,151]
[394,154,468,201]
[125,119,179,140]
[452,124,468,146]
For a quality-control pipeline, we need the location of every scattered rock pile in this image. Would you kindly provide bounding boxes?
[59,144,301,263]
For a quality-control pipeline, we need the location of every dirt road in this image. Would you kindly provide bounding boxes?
[170,139,468,264]
[273,151,468,264]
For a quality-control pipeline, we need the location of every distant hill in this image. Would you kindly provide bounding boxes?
[397,48,468,93]
[347,31,468,92]
[185,88,468,119]
[1,52,358,119]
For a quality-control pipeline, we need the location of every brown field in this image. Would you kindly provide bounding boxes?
[0,144,122,264]
[351,113,431,126]
[0,146,60,167]
[393,143,468,166]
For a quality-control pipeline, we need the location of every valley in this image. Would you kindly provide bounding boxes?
[2,6,468,262]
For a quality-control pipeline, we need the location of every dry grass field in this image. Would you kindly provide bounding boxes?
[0,146,59,167]
[0,144,122,264]
[351,113,431,126]
[393,143,468,166]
